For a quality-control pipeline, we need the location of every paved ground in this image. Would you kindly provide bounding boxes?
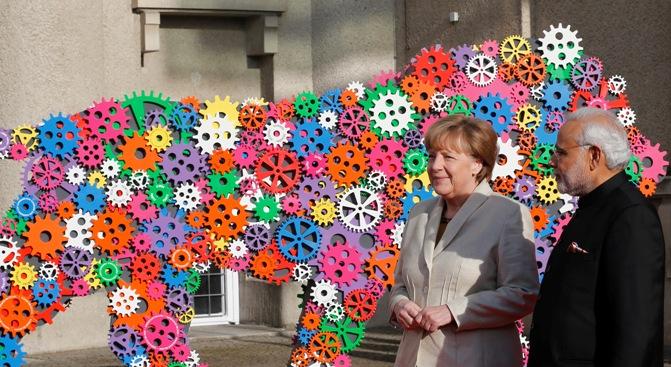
[25,325,401,367]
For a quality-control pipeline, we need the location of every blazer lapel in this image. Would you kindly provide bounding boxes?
[434,181,492,256]
[422,197,444,273]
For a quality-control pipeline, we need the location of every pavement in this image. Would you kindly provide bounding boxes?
[24,324,402,367]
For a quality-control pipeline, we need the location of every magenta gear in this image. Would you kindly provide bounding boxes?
[419,114,442,135]
[453,77,512,105]
[480,39,499,58]
[76,137,105,169]
[281,193,303,215]
[171,343,191,362]
[39,191,59,213]
[140,312,183,352]
[85,98,130,143]
[550,213,572,244]
[333,354,352,367]
[71,278,90,296]
[128,192,159,223]
[233,144,257,169]
[317,241,364,289]
[508,82,530,107]
[368,69,399,89]
[367,138,407,178]
[365,278,385,300]
[132,232,153,253]
[239,130,269,151]
[160,143,206,184]
[303,153,327,178]
[238,175,260,196]
[446,71,469,94]
[546,111,566,131]
[374,219,396,244]
[228,253,251,272]
[10,143,28,160]
[194,178,215,204]
[636,141,669,183]
[147,281,166,300]
[31,155,65,190]
[338,106,369,140]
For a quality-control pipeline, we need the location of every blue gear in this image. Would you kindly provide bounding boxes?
[162,263,189,288]
[169,103,200,131]
[38,113,80,158]
[74,183,107,214]
[296,327,316,346]
[275,217,322,263]
[319,89,343,114]
[537,215,556,238]
[473,93,514,134]
[32,279,60,307]
[534,108,559,146]
[0,335,25,367]
[13,193,38,220]
[542,80,572,111]
[289,118,334,158]
[401,187,434,221]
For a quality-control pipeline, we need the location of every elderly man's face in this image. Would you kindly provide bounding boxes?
[551,120,591,196]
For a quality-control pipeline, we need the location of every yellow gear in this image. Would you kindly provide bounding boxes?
[311,198,337,226]
[11,262,38,290]
[86,259,104,290]
[201,95,240,125]
[243,97,268,107]
[12,124,39,151]
[213,237,228,251]
[178,307,195,324]
[516,104,542,132]
[144,125,173,152]
[536,176,561,205]
[88,170,106,188]
[499,35,532,64]
[404,171,431,194]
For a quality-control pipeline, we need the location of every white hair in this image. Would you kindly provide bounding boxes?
[566,107,631,169]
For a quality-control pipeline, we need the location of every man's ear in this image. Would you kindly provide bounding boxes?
[588,145,602,170]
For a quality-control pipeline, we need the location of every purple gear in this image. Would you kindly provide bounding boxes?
[294,176,339,211]
[108,325,142,358]
[60,247,93,279]
[513,175,536,203]
[0,271,9,295]
[160,143,206,184]
[165,286,192,314]
[535,237,553,277]
[244,224,271,251]
[144,109,166,128]
[451,44,477,70]
[146,213,187,258]
[570,58,602,91]
[0,129,10,154]
[402,129,424,149]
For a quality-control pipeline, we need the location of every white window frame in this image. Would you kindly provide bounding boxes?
[191,269,239,326]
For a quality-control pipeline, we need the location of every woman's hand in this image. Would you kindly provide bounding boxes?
[414,305,453,333]
[393,299,422,330]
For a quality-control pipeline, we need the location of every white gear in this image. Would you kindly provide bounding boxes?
[192,261,211,274]
[530,81,545,101]
[430,92,449,113]
[129,355,150,367]
[346,81,366,99]
[392,222,405,247]
[318,110,338,130]
[292,263,313,284]
[365,170,387,192]
[264,119,291,147]
[184,350,201,367]
[369,90,415,138]
[100,158,120,179]
[106,179,132,207]
[466,53,498,87]
[324,302,345,322]
[337,187,383,233]
[558,193,577,214]
[538,23,583,68]
[229,239,248,258]
[194,114,239,153]
[66,164,87,186]
[242,97,268,107]
[64,210,96,252]
[492,138,524,179]
[39,261,60,281]
[128,170,150,190]
[108,285,141,317]
[174,182,201,212]
[311,279,337,307]
[0,236,20,270]
[607,75,627,95]
[617,107,636,126]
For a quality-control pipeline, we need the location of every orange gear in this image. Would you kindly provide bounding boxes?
[0,288,38,337]
[263,243,295,285]
[339,89,358,108]
[517,131,537,153]
[131,253,162,282]
[364,243,399,289]
[210,247,231,269]
[492,176,515,195]
[206,195,249,240]
[290,346,314,367]
[515,54,546,86]
[326,142,368,187]
[530,206,549,232]
[238,104,267,131]
[383,199,403,220]
[22,214,66,261]
[169,246,193,270]
[180,96,201,109]
[57,201,76,220]
[186,210,207,229]
[148,351,169,367]
[250,247,276,280]
[344,289,377,322]
[400,75,421,96]
[118,132,162,171]
[209,149,235,174]
[412,46,457,90]
[385,177,406,199]
[639,178,656,198]
[273,99,295,121]
[185,232,213,261]
[309,332,341,363]
[498,62,517,82]
[302,311,321,330]
[409,81,436,114]
[71,113,90,140]
[91,207,134,255]
[255,148,303,194]
[358,130,379,152]
[113,279,164,330]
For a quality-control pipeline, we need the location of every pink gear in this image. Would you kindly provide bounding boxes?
[304,301,324,315]
[636,142,669,183]
[368,70,399,89]
[194,178,214,204]
[127,192,159,223]
[71,278,90,296]
[85,98,130,143]
[238,176,260,196]
[630,135,650,155]
[317,241,364,289]
[338,106,369,139]
[281,193,303,215]
[228,253,251,272]
[112,247,137,270]
[508,82,530,108]
[365,278,385,300]
[449,77,512,104]
[141,312,183,352]
[132,233,153,253]
[587,97,608,110]
[39,191,59,213]
[9,143,28,160]
[76,137,105,169]
[146,281,166,300]
[374,219,396,244]
[550,213,572,244]
[239,130,269,151]
[419,114,443,135]
[546,111,565,131]
[233,144,258,169]
[172,343,191,362]
[303,153,327,178]
[31,156,64,190]
[446,71,469,94]
[367,139,408,178]
[333,354,352,367]
[480,39,499,58]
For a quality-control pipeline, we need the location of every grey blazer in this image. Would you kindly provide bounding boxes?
[389,181,539,367]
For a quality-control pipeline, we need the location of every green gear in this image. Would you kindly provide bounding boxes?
[185,269,201,294]
[147,179,174,207]
[294,91,320,118]
[253,194,280,223]
[208,170,239,197]
[122,90,175,135]
[4,209,26,236]
[625,155,643,184]
[168,363,187,367]
[403,149,429,176]
[96,258,123,287]
[545,62,573,81]
[530,143,555,176]
[320,316,366,353]
[359,80,420,139]
[446,95,473,116]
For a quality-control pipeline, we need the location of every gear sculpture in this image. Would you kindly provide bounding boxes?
[0,24,667,367]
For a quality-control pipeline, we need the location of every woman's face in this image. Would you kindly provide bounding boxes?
[427,147,482,200]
